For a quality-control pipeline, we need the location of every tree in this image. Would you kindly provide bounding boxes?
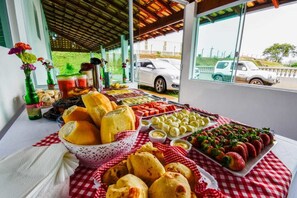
[263,43,297,63]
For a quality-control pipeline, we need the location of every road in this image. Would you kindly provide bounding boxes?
[198,73,297,91]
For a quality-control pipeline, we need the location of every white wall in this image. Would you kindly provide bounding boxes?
[0,46,25,133]
[7,0,51,87]
[0,0,51,134]
[179,2,297,141]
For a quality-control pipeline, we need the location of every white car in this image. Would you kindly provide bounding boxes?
[212,60,280,85]
[158,58,200,78]
[135,59,180,93]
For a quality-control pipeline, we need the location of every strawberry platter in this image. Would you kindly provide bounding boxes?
[188,122,277,177]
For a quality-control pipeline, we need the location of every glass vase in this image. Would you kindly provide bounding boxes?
[24,71,42,120]
[122,68,127,83]
[47,70,55,90]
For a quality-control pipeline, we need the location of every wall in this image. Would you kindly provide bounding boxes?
[6,0,51,87]
[0,0,51,134]
[0,46,25,134]
[179,2,297,141]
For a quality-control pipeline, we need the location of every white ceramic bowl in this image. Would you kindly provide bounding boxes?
[149,129,167,143]
[58,116,141,169]
[140,120,151,132]
[170,139,192,153]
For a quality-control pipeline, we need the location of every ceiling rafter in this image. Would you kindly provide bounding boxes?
[78,0,130,28]
[44,11,115,42]
[46,17,110,46]
[133,1,159,20]
[49,0,129,33]
[50,27,91,50]
[43,3,121,39]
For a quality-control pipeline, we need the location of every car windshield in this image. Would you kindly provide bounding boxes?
[152,60,177,70]
[245,62,259,70]
[169,59,181,69]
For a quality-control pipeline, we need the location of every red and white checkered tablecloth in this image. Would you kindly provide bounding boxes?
[33,112,292,198]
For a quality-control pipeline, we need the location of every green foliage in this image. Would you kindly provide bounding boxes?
[263,43,297,63]
[291,62,297,67]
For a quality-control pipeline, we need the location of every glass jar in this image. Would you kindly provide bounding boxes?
[57,75,76,98]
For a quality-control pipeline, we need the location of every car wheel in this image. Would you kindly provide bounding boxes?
[213,75,223,81]
[249,78,264,85]
[154,77,166,93]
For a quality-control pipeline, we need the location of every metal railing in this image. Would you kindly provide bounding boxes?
[258,67,297,78]
[197,66,297,78]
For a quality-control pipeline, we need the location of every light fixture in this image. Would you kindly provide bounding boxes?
[170,0,189,5]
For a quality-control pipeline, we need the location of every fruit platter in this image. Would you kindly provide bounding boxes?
[150,109,217,140]
[118,95,165,106]
[188,122,276,177]
[102,89,145,101]
[131,101,179,118]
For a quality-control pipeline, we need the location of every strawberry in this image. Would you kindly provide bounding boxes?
[238,142,249,159]
[259,133,271,146]
[251,139,263,155]
[231,144,248,162]
[245,142,257,158]
[222,152,246,171]
[267,132,274,144]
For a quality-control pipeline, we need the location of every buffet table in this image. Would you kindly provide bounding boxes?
[0,106,297,197]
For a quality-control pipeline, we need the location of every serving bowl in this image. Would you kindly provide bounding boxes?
[170,139,192,153]
[58,115,141,169]
[140,120,151,132]
[149,129,167,143]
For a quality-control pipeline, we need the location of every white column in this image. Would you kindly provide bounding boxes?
[128,0,134,82]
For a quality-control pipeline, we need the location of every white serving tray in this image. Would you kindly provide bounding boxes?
[152,120,217,140]
[194,140,277,177]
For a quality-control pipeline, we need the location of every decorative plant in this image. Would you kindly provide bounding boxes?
[8,42,42,120]
[37,57,55,89]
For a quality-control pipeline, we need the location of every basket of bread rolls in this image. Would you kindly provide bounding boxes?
[58,91,142,169]
[93,142,224,198]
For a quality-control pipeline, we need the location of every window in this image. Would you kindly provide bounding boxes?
[0,19,6,47]
[191,4,246,83]
[33,4,41,40]
[0,0,12,48]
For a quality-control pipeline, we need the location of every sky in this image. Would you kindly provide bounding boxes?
[136,2,297,63]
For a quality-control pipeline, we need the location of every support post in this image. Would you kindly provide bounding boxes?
[121,35,129,82]
[129,0,135,82]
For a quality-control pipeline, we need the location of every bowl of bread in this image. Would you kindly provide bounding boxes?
[93,142,221,197]
[58,91,141,169]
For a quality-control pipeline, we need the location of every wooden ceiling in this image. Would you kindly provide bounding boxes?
[42,0,296,52]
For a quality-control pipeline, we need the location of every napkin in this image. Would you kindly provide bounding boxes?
[0,143,79,198]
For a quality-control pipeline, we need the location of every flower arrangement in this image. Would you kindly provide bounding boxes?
[37,57,55,89]
[8,42,37,74]
[8,42,42,120]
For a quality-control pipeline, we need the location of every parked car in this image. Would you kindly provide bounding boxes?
[157,58,200,78]
[212,60,280,85]
[135,59,180,93]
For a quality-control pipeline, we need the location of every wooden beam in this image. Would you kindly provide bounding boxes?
[51,48,89,52]
[45,13,113,42]
[133,1,159,20]
[50,28,92,50]
[48,0,129,32]
[43,3,121,38]
[78,0,130,27]
[168,25,179,32]
[137,11,184,36]
[197,0,238,14]
[154,0,176,14]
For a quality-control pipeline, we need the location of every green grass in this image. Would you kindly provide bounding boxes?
[52,51,123,75]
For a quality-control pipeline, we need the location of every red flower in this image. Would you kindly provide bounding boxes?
[14,42,32,50]
[37,57,44,62]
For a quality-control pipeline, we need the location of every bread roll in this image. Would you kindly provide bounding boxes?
[136,142,165,164]
[62,105,92,123]
[59,121,100,145]
[149,172,191,198]
[165,162,195,189]
[127,152,165,186]
[102,160,129,185]
[106,174,148,198]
